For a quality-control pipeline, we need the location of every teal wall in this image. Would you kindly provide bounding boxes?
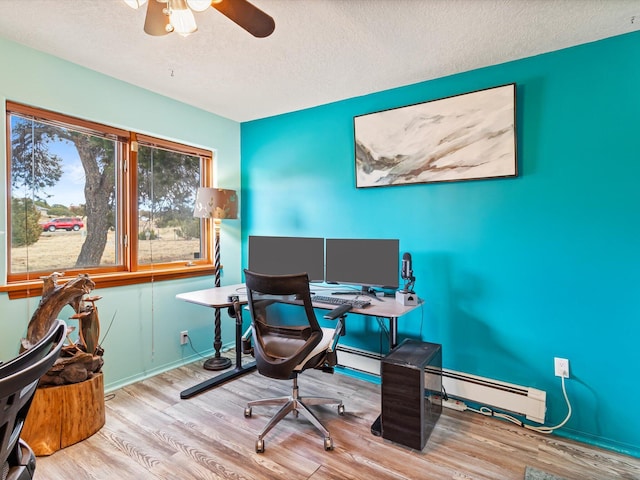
[241,31,640,456]
[1,28,639,458]
[0,38,243,390]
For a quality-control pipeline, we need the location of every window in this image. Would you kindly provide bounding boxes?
[135,135,205,267]
[4,102,215,298]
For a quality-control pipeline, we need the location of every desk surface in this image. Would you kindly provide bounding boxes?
[176,283,421,319]
[176,283,248,308]
[175,283,421,398]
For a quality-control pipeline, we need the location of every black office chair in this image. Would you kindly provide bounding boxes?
[242,270,345,453]
[1,319,66,480]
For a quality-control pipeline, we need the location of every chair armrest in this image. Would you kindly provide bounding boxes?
[323,303,352,320]
[327,318,344,354]
[241,326,252,342]
[241,326,254,355]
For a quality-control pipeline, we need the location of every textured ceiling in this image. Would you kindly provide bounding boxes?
[0,0,638,122]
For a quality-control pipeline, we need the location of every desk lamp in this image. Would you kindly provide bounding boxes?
[193,187,238,370]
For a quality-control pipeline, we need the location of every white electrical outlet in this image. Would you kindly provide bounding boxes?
[554,357,569,378]
[180,330,188,345]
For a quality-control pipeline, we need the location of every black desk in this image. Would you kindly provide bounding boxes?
[176,284,253,399]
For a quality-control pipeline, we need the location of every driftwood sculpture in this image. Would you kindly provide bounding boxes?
[24,273,95,347]
[22,273,104,386]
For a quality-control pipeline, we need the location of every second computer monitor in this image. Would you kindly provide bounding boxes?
[325,238,399,290]
[248,236,325,282]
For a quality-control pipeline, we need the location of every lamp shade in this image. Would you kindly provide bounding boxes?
[193,188,238,219]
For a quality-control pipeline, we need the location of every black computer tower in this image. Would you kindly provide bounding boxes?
[381,339,442,450]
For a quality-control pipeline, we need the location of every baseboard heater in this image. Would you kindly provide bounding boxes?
[336,345,546,424]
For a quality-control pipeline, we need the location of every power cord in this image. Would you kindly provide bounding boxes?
[376,317,390,356]
[451,376,572,434]
[182,333,233,363]
[98,310,118,348]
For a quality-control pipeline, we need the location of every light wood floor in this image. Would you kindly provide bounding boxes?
[36,353,640,480]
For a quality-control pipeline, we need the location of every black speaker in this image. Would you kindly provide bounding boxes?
[381,339,442,450]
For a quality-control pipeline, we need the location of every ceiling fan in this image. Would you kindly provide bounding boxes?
[124,0,275,38]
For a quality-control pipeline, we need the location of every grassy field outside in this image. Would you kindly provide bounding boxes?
[11,227,200,274]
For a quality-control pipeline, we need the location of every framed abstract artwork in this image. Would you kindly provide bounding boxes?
[354,83,517,188]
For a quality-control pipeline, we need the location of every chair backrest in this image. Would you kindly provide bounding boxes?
[0,319,66,475]
[244,270,323,379]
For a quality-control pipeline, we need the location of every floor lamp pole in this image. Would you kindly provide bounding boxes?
[203,219,232,371]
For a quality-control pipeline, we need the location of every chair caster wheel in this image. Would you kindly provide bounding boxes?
[256,439,264,453]
[324,437,333,451]
[244,407,252,418]
[338,403,345,416]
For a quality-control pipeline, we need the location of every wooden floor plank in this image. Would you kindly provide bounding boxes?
[35,355,640,480]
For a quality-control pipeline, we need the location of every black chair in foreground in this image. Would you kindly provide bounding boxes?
[1,319,66,480]
[242,270,346,453]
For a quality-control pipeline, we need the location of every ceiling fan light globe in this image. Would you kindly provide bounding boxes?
[186,0,211,12]
[124,0,148,9]
[177,28,198,37]
[169,8,198,35]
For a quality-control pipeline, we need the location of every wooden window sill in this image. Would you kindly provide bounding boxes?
[0,265,216,300]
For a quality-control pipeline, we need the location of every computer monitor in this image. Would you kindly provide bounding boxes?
[325,238,400,291]
[248,236,325,282]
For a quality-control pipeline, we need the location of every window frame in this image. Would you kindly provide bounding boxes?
[3,102,216,299]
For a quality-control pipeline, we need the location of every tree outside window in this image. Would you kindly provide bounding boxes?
[136,142,202,265]
[5,102,213,294]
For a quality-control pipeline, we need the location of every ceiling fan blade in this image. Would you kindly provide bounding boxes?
[144,0,170,36]
[212,0,275,38]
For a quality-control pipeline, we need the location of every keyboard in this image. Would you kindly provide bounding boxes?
[312,295,371,309]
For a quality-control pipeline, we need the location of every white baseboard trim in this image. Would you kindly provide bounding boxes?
[336,345,546,424]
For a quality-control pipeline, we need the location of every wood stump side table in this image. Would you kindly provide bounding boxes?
[21,373,105,456]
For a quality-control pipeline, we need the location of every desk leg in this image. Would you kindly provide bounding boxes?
[203,307,232,371]
[180,305,256,399]
[389,316,398,349]
[180,361,256,399]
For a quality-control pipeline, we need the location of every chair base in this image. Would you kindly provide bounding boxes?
[4,439,36,480]
[244,376,344,453]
